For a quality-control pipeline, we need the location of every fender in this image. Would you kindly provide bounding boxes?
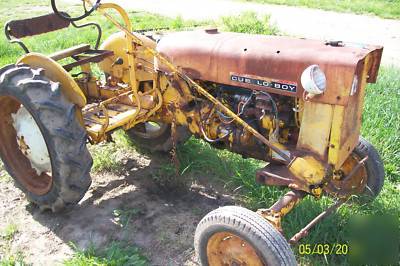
[99,31,156,83]
[17,53,87,107]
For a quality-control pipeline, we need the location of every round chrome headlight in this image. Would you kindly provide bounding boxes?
[301,65,327,95]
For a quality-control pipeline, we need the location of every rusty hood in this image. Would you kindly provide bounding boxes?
[156,29,383,106]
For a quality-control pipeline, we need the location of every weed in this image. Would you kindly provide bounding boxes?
[1,224,18,242]
[219,11,278,35]
[151,163,190,195]
[89,143,123,173]
[0,163,10,183]
[113,208,141,228]
[0,223,24,266]
[90,130,140,173]
[0,251,25,266]
[64,242,148,266]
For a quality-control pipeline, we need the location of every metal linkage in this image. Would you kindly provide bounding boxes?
[83,0,293,165]
[289,199,346,245]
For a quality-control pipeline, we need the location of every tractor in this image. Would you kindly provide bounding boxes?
[0,0,385,265]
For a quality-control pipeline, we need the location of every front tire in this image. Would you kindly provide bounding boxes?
[326,137,385,202]
[195,206,297,266]
[354,137,385,198]
[0,65,92,212]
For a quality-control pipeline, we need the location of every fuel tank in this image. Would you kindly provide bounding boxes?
[156,29,383,106]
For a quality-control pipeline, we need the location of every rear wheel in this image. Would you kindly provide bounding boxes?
[195,206,297,266]
[126,121,191,152]
[0,65,92,212]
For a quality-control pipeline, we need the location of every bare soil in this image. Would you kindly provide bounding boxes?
[0,151,235,265]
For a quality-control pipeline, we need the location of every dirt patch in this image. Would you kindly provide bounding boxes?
[0,151,235,265]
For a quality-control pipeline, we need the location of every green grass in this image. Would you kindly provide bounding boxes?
[241,0,400,19]
[362,67,400,183]
[1,224,18,242]
[0,252,25,266]
[64,242,148,266]
[219,11,279,35]
[0,1,398,265]
[0,162,11,183]
[0,223,24,266]
[113,208,141,228]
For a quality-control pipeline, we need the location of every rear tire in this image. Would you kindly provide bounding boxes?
[126,121,191,152]
[195,206,297,266]
[0,65,92,212]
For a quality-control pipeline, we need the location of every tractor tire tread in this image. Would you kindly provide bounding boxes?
[0,65,92,212]
[355,137,385,199]
[195,206,296,266]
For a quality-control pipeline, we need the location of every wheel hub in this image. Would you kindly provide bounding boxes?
[132,121,168,139]
[207,232,264,266]
[12,106,51,175]
[325,154,367,198]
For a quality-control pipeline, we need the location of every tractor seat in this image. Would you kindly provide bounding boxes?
[4,13,113,71]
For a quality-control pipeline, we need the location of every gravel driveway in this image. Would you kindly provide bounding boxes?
[88,0,400,66]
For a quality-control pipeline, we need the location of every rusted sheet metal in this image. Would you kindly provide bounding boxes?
[366,48,383,83]
[296,102,334,160]
[0,95,53,196]
[6,13,70,39]
[156,30,383,106]
[328,55,372,169]
[256,163,310,192]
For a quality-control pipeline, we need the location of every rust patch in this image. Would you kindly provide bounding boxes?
[257,190,305,233]
[325,153,368,198]
[256,163,310,193]
[207,232,264,266]
[0,96,52,196]
[156,30,383,106]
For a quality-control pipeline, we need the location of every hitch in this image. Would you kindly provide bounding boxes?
[257,190,306,233]
[257,189,347,246]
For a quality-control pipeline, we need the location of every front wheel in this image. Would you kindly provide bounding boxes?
[326,137,385,202]
[195,206,297,266]
[0,65,92,212]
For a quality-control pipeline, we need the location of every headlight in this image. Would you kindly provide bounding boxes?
[301,65,327,95]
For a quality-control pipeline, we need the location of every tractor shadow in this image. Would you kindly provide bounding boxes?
[27,154,234,265]
[25,151,393,265]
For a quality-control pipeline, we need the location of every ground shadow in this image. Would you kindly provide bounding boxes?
[27,154,233,265]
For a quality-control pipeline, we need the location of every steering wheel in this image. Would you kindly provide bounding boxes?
[51,0,101,22]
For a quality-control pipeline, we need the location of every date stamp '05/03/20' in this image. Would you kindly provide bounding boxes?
[298,243,349,256]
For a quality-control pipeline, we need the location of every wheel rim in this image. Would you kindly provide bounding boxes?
[326,153,368,198]
[207,232,264,266]
[0,95,52,195]
[131,121,169,139]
